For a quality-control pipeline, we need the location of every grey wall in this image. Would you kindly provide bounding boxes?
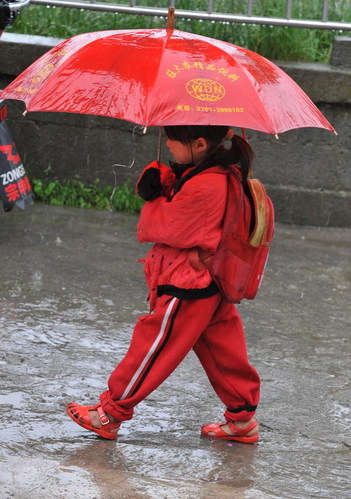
[0,33,350,227]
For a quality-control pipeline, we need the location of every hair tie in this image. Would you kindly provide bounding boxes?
[222,128,235,150]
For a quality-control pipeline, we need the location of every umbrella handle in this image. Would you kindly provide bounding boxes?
[157,127,163,166]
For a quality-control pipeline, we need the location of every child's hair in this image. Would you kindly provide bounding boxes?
[164,125,254,183]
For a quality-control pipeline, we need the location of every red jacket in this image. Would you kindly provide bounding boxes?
[137,162,228,309]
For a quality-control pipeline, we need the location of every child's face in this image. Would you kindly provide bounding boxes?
[166,138,193,165]
[166,138,207,165]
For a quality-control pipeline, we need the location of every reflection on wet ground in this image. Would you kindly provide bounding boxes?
[0,205,350,498]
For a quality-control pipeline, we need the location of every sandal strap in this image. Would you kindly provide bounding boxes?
[226,419,258,435]
[96,404,110,425]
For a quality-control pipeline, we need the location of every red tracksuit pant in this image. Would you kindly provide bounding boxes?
[100,293,260,423]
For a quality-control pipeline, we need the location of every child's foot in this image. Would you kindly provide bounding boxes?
[86,408,119,430]
[66,402,121,439]
[201,418,259,444]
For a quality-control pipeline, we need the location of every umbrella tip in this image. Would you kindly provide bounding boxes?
[166,7,175,30]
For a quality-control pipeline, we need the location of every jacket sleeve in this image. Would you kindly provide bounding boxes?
[137,173,227,251]
[136,161,176,199]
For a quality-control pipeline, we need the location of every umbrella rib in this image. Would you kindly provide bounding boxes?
[143,29,174,127]
[225,49,277,133]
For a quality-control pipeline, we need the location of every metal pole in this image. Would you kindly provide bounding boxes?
[7,0,31,11]
[286,0,293,20]
[157,127,162,166]
[28,0,351,31]
[322,0,329,22]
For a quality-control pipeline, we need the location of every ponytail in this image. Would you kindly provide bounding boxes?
[213,134,254,184]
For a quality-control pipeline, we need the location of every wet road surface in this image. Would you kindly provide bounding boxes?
[0,204,350,498]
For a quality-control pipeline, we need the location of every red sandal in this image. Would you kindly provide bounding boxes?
[201,419,259,444]
[66,402,121,440]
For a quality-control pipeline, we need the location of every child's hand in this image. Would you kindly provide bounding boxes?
[137,167,162,200]
[136,161,176,200]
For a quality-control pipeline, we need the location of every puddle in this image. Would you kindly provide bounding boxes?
[0,205,350,498]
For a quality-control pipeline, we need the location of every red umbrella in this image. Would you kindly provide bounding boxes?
[0,28,334,135]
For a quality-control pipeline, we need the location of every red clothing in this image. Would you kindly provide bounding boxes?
[137,164,228,309]
[100,293,260,423]
[100,161,260,423]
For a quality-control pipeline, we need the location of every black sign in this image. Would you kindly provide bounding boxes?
[0,119,34,211]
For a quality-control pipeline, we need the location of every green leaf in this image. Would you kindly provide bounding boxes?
[29,174,143,214]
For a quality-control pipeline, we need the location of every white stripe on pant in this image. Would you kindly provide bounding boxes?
[120,296,178,400]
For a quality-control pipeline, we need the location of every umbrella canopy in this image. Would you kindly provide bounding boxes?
[0,28,334,135]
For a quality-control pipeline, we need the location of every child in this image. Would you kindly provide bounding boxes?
[66,125,260,444]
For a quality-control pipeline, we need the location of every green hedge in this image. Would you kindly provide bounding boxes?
[31,176,144,213]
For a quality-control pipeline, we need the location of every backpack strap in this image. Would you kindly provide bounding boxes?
[221,165,246,239]
[194,165,244,266]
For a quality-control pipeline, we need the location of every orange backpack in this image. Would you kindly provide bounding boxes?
[201,166,275,303]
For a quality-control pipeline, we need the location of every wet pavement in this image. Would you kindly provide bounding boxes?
[0,203,350,499]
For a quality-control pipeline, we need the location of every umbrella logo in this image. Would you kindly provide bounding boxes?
[186,78,226,102]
